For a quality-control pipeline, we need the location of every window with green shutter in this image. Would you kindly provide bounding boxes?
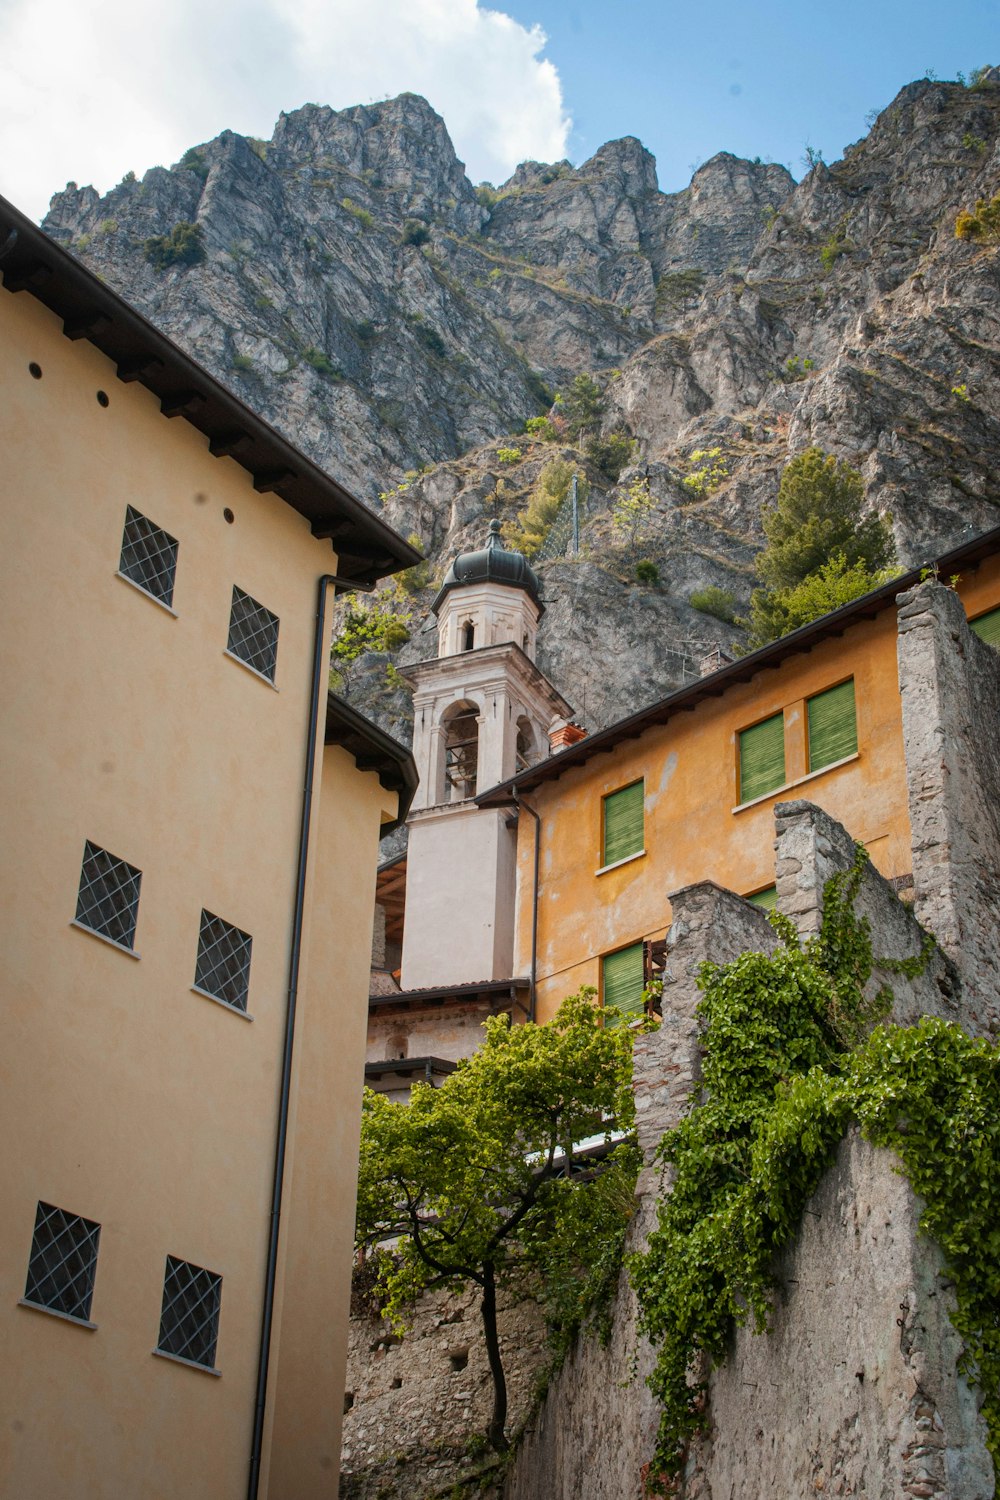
[602,943,645,1026]
[807,679,858,773]
[738,713,785,805]
[602,780,644,867]
[970,606,1000,649]
[747,885,777,911]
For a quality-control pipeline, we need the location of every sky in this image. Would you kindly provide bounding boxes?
[1,0,998,222]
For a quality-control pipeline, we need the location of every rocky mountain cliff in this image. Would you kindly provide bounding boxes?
[44,76,1000,740]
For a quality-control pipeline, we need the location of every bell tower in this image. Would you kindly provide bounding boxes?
[399,523,574,990]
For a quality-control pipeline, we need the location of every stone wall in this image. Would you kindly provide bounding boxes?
[897,580,1000,1038]
[774,798,961,1025]
[341,1283,546,1500]
[685,1129,992,1500]
[502,801,996,1500]
[506,884,779,1500]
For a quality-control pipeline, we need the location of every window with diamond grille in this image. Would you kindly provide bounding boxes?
[24,1201,101,1322]
[227,586,279,681]
[75,841,142,950]
[157,1256,222,1369]
[118,505,179,606]
[194,910,252,1012]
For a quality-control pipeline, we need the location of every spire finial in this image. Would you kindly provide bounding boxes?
[487,518,503,549]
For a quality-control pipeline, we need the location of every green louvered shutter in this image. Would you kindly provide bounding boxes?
[748,885,777,910]
[971,606,1000,649]
[602,943,645,1026]
[602,781,644,866]
[808,679,858,772]
[738,713,785,804]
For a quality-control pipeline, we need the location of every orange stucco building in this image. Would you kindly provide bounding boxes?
[1,195,417,1500]
[478,533,1000,1023]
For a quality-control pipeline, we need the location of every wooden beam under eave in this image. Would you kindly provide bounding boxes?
[253,468,295,494]
[3,262,52,292]
[311,518,355,541]
[63,311,112,340]
[209,431,252,458]
[160,390,207,417]
[117,354,164,383]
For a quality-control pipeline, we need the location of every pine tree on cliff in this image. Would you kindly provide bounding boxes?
[744,448,898,648]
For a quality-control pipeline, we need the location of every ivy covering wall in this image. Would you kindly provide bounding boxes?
[628,850,999,1491]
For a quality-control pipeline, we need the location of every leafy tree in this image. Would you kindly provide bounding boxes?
[524,414,558,442]
[143,221,205,270]
[503,459,585,558]
[689,587,737,623]
[681,447,728,497]
[655,268,705,314]
[612,475,656,548]
[355,992,641,1452]
[556,373,604,438]
[744,552,901,647]
[179,147,209,181]
[586,430,634,480]
[955,193,1000,245]
[400,218,431,246]
[301,345,341,379]
[396,535,433,596]
[331,594,411,662]
[756,449,891,591]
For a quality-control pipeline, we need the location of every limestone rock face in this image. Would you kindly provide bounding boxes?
[43,77,1000,741]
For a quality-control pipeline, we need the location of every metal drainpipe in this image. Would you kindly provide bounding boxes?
[512,787,540,1023]
[247,569,372,1500]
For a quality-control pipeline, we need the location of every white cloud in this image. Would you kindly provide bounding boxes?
[0,0,570,221]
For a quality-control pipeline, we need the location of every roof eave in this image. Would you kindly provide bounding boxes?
[325,692,418,831]
[476,524,1000,806]
[0,194,422,587]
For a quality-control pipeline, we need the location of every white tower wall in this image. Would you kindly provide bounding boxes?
[398,528,574,992]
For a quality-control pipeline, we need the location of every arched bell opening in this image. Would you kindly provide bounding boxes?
[461,619,476,652]
[441,700,480,801]
[515,715,537,773]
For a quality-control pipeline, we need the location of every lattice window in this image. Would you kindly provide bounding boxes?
[75,841,142,950]
[194,910,252,1012]
[227,586,279,681]
[157,1256,222,1369]
[118,506,179,606]
[24,1202,101,1322]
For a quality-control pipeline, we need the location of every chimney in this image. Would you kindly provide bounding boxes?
[699,644,733,678]
[549,719,587,752]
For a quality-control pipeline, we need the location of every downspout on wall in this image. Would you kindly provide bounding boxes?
[513,788,540,1024]
[247,570,372,1500]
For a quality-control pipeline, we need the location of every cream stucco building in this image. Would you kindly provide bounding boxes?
[0,194,417,1500]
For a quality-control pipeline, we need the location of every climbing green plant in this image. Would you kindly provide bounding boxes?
[629,849,999,1491]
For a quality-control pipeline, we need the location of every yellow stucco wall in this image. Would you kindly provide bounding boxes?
[517,558,1000,1024]
[1,286,387,1496]
[263,743,395,1496]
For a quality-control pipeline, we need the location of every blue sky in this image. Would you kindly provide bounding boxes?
[501,0,1000,188]
[2,0,998,220]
